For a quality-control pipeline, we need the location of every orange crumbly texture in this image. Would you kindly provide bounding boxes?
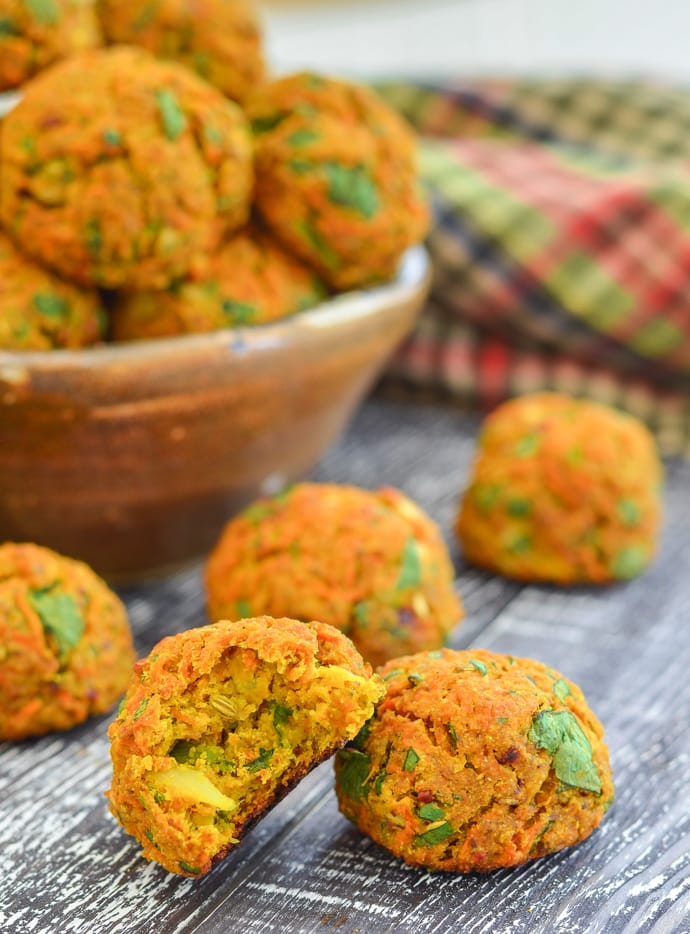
[0,0,102,92]
[0,542,135,740]
[106,616,384,877]
[0,46,253,290]
[247,71,430,291]
[456,392,663,584]
[335,648,615,873]
[97,0,265,104]
[0,229,105,349]
[205,484,463,669]
[111,223,327,339]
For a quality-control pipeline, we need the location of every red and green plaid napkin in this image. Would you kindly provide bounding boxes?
[377,79,690,457]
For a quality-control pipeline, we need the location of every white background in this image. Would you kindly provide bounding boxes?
[260,0,690,81]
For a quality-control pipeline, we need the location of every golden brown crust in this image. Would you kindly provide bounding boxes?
[456,392,663,583]
[111,222,326,340]
[107,616,384,876]
[0,46,253,289]
[97,0,265,103]
[335,648,615,872]
[0,229,105,349]
[0,542,135,740]
[248,71,429,290]
[205,483,463,668]
[0,0,102,92]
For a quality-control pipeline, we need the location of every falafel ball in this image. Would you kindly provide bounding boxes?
[247,72,429,291]
[456,392,663,584]
[96,0,265,105]
[0,229,105,349]
[335,648,614,872]
[111,222,326,340]
[0,46,253,289]
[0,542,135,741]
[107,615,384,876]
[205,484,463,669]
[0,0,102,92]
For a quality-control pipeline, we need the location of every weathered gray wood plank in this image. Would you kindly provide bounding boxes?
[1,398,688,934]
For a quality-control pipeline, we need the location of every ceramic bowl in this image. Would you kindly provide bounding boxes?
[0,246,431,579]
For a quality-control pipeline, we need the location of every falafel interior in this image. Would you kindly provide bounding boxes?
[107,616,384,877]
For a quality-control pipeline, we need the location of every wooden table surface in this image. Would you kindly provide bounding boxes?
[2,396,689,934]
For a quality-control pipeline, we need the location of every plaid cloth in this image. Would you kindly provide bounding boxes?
[376,79,690,457]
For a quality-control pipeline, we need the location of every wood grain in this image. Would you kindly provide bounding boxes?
[1,398,689,933]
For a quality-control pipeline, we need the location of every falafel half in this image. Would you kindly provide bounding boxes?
[107,616,384,876]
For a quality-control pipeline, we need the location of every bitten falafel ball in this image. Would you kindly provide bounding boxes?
[107,616,384,876]
[247,72,429,290]
[0,0,102,92]
[0,543,135,740]
[335,649,614,872]
[111,223,326,340]
[456,392,663,584]
[96,0,265,105]
[205,484,463,669]
[0,46,253,289]
[0,229,105,349]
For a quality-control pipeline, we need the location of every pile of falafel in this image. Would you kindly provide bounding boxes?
[0,0,428,350]
[0,0,665,887]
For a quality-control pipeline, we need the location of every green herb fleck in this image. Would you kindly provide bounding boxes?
[497,716,509,725]
[408,672,424,686]
[427,650,443,659]
[507,497,531,517]
[383,668,403,682]
[446,722,458,750]
[251,113,287,135]
[611,546,648,580]
[324,163,380,218]
[396,538,422,590]
[272,703,293,732]
[155,89,187,141]
[235,599,251,618]
[296,219,340,270]
[103,128,122,147]
[418,803,445,821]
[515,432,541,457]
[413,821,454,847]
[403,748,419,772]
[617,499,641,527]
[288,128,320,146]
[374,772,386,795]
[33,293,69,320]
[132,698,149,721]
[152,790,166,805]
[337,748,371,800]
[528,709,602,793]
[179,860,201,875]
[85,218,103,256]
[246,748,274,773]
[25,0,59,25]
[222,298,257,325]
[0,17,18,35]
[28,589,84,659]
[144,829,155,844]
[553,678,571,701]
[469,659,488,676]
[353,601,369,629]
[474,484,500,511]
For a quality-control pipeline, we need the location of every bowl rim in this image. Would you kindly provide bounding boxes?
[0,244,430,370]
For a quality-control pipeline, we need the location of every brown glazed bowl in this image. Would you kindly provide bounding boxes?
[0,246,430,580]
